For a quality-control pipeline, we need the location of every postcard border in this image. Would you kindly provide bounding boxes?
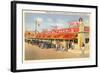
[11,1,98,72]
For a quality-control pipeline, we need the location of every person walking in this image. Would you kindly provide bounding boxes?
[65,41,69,51]
[56,41,59,51]
[71,42,74,50]
[81,42,85,55]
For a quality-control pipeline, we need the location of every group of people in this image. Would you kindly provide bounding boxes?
[38,42,55,49]
[25,39,55,49]
[25,39,86,55]
[55,41,74,51]
[55,41,86,55]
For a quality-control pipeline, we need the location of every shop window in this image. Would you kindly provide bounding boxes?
[74,39,78,43]
[85,38,89,43]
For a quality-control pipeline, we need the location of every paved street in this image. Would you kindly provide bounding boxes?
[25,43,89,60]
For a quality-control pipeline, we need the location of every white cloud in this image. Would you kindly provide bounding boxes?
[25,24,33,31]
[57,19,65,23]
[55,23,65,28]
[47,18,53,22]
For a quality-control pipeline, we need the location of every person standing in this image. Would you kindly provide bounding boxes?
[69,41,71,49]
[56,41,59,51]
[65,41,69,51]
[81,42,85,55]
[71,42,74,50]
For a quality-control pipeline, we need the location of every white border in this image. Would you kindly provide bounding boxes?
[16,3,96,70]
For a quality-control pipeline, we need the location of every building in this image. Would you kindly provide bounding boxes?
[25,18,90,50]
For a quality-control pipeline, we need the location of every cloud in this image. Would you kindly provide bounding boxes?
[52,23,66,29]
[57,19,65,23]
[25,24,33,31]
[47,18,53,22]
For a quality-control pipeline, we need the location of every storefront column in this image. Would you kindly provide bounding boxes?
[78,17,85,49]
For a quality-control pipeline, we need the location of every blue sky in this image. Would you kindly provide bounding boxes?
[24,12,89,32]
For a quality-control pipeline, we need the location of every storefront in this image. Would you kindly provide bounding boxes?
[25,18,89,50]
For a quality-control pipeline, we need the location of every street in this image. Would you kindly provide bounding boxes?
[25,43,89,60]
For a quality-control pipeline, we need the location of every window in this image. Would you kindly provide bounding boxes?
[85,38,89,43]
[74,39,78,43]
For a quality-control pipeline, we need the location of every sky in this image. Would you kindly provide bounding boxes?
[24,12,90,32]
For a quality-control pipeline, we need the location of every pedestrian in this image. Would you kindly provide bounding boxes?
[55,43,58,51]
[65,41,68,51]
[61,46,65,51]
[71,42,74,50]
[56,41,60,51]
[81,42,85,55]
[69,41,71,49]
